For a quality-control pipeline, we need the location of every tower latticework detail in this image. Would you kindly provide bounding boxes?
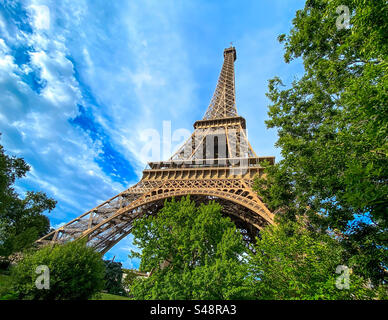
[37,47,275,254]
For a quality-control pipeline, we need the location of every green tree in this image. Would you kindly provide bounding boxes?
[9,240,105,300]
[103,260,127,296]
[249,219,373,300]
[129,196,253,300]
[255,0,387,284]
[0,137,56,256]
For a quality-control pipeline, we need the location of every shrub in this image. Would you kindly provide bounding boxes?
[10,240,105,300]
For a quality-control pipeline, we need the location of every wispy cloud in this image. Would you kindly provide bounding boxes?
[0,1,129,224]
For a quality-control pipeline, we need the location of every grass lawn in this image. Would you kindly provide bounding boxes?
[91,292,131,300]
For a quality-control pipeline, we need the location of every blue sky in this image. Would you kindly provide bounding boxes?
[0,0,304,268]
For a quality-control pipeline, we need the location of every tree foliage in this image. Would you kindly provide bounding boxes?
[0,137,56,256]
[122,269,139,294]
[254,0,387,284]
[103,260,127,296]
[9,240,105,300]
[129,197,254,300]
[250,219,374,300]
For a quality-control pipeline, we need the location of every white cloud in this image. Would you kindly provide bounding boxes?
[0,1,126,225]
[60,0,198,175]
[28,4,50,30]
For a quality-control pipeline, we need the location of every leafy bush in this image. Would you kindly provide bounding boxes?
[10,240,105,300]
[249,220,374,300]
[0,273,14,299]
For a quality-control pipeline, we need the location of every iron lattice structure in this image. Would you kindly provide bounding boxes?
[37,47,275,254]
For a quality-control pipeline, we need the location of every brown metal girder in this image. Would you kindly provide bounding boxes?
[95,200,166,254]
[91,220,134,249]
[239,124,257,158]
[75,184,272,243]
[87,213,138,242]
[36,188,133,242]
[36,180,160,244]
[239,179,274,222]
[188,128,211,160]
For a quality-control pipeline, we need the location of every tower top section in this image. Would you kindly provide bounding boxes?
[224,46,236,61]
[202,47,238,120]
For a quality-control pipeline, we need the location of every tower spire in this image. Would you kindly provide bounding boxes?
[203,46,238,120]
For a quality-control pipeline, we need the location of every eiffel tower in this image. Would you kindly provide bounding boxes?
[37,46,275,254]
